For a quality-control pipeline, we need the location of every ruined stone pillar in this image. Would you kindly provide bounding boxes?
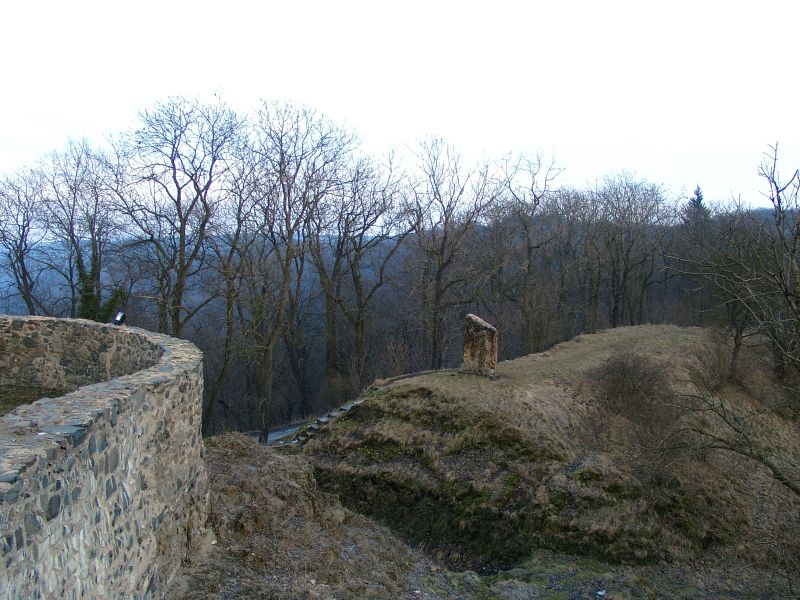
[462,314,498,375]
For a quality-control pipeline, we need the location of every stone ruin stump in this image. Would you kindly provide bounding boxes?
[461,314,498,375]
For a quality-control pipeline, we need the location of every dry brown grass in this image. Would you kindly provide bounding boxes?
[305,325,800,574]
[172,432,791,600]
[172,326,800,598]
[168,433,465,599]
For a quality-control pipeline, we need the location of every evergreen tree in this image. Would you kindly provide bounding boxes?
[682,185,711,237]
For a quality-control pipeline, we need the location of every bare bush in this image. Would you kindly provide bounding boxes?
[760,514,800,599]
[688,329,736,393]
[593,351,683,484]
[691,330,799,419]
[686,332,800,596]
[595,352,669,414]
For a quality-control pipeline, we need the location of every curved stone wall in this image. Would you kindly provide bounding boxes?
[0,316,207,599]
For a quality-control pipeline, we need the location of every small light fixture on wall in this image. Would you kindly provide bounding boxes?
[112,312,126,326]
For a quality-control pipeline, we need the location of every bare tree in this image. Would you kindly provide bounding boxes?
[110,98,242,336]
[37,140,123,321]
[309,155,409,398]
[503,154,562,352]
[408,138,499,369]
[684,363,800,498]
[594,174,674,327]
[669,150,800,578]
[340,161,410,384]
[679,146,800,384]
[202,134,260,434]
[237,102,354,440]
[466,196,517,351]
[0,169,46,314]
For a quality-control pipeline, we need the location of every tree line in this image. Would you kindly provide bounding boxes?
[1,97,796,439]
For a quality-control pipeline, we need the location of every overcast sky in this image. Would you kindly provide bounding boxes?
[1,0,797,206]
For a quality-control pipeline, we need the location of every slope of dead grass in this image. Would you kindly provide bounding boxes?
[305,325,800,586]
[168,433,465,599]
[172,434,787,600]
[173,325,800,598]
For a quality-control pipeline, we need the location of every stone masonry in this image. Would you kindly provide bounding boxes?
[0,316,207,599]
[461,314,498,374]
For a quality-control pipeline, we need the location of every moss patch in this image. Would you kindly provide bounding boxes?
[314,461,536,571]
[307,381,701,567]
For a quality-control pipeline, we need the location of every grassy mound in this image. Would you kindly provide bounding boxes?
[171,432,793,599]
[169,433,466,599]
[305,325,798,572]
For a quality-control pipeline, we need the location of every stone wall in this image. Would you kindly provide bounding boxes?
[0,316,207,599]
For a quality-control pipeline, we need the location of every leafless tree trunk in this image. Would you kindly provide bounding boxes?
[310,156,409,397]
[503,154,561,353]
[595,175,674,328]
[38,140,123,322]
[677,146,800,382]
[202,139,260,434]
[239,102,354,440]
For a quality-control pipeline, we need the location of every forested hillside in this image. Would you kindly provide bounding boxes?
[1,97,798,440]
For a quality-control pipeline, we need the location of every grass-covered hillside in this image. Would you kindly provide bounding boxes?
[175,325,800,598]
[307,326,799,584]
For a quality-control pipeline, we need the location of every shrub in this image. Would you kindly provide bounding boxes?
[592,351,683,485]
[690,330,800,418]
[687,330,731,392]
[594,352,671,418]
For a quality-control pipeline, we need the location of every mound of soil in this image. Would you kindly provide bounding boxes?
[304,326,799,577]
[168,434,464,599]
[172,434,790,599]
[172,326,799,598]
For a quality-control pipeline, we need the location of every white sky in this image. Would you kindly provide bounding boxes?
[1,0,798,206]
